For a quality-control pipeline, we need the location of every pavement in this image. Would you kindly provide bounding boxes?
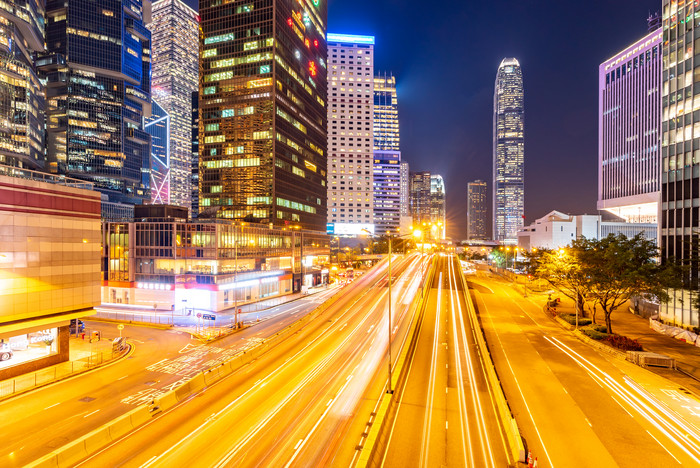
[469,269,700,467]
[545,294,700,395]
[72,254,426,468]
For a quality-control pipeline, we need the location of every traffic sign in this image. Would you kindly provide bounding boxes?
[117,324,124,330]
[202,314,216,321]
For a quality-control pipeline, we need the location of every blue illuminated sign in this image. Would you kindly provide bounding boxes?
[326,33,375,45]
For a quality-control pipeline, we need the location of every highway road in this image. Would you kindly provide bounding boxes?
[382,255,510,468]
[2,286,340,467]
[470,269,700,467]
[70,253,429,467]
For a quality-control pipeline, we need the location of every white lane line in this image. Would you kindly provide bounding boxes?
[117,375,129,381]
[44,402,60,410]
[83,410,100,418]
[646,430,682,465]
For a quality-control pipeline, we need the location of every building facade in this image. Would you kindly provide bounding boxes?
[0,0,46,171]
[493,58,524,244]
[327,33,374,235]
[198,0,328,231]
[660,1,700,328]
[42,0,152,219]
[373,72,399,151]
[373,150,401,236]
[517,210,656,251]
[0,168,101,380]
[148,0,199,210]
[144,100,171,204]
[103,208,330,313]
[410,171,445,240]
[467,180,488,240]
[191,91,199,218]
[400,160,410,217]
[598,28,662,224]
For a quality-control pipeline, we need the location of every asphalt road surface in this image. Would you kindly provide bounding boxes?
[71,253,429,467]
[382,255,510,468]
[2,286,340,467]
[471,269,700,467]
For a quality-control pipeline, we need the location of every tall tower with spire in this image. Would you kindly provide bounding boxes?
[493,58,524,244]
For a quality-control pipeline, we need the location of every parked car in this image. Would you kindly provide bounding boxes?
[0,343,13,361]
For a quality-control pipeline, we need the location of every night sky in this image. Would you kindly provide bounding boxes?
[186,0,660,239]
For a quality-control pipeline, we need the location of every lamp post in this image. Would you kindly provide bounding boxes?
[234,224,239,328]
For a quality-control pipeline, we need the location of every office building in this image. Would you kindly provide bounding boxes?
[42,0,153,219]
[327,33,375,236]
[144,100,171,204]
[493,58,525,244]
[373,150,401,236]
[0,168,101,380]
[191,91,199,218]
[148,0,199,210]
[467,180,488,240]
[102,205,330,312]
[199,0,328,231]
[400,160,410,216]
[598,28,661,230]
[661,1,700,328]
[374,72,399,151]
[410,171,446,240]
[0,0,46,171]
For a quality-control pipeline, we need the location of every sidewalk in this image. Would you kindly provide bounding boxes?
[546,295,700,394]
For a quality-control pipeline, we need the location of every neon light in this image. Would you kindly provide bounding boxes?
[309,61,317,76]
[327,33,375,45]
[305,38,310,48]
[287,18,293,26]
[313,39,319,47]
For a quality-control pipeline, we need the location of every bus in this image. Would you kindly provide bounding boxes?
[346,267,355,279]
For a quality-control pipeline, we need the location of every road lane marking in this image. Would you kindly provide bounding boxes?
[83,410,100,418]
[117,375,129,381]
[44,402,60,410]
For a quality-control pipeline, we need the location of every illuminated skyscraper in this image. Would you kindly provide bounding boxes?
[144,100,171,204]
[148,0,199,210]
[327,33,374,236]
[493,58,524,244]
[410,171,445,239]
[374,72,399,151]
[199,0,328,230]
[661,2,700,327]
[598,28,661,227]
[400,160,410,216]
[42,0,152,219]
[467,180,488,240]
[373,150,400,236]
[0,0,45,171]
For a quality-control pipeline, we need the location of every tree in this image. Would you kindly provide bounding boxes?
[584,233,680,334]
[534,244,591,322]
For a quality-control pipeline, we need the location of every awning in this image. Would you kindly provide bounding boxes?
[0,309,96,341]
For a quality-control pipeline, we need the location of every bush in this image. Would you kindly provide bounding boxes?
[559,314,592,327]
[605,334,643,351]
[591,324,608,333]
[581,327,607,340]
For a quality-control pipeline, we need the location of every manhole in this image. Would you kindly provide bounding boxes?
[78,396,95,403]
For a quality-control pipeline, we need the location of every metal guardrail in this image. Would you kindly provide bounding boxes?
[94,311,175,326]
[0,164,94,189]
[0,343,130,400]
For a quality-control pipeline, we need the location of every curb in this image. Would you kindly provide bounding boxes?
[26,265,385,468]
[548,309,628,361]
[88,317,173,330]
[0,343,133,404]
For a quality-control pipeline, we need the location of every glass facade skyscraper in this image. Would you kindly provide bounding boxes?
[410,171,445,239]
[598,28,661,226]
[199,0,328,231]
[493,58,524,244]
[467,180,488,240]
[144,100,171,205]
[373,72,399,151]
[149,0,199,210]
[42,0,152,218]
[661,1,700,327]
[0,0,46,171]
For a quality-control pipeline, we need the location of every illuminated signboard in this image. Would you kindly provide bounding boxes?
[326,33,375,45]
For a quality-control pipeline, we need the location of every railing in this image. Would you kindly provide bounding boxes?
[0,164,94,189]
[94,310,176,326]
[0,343,130,399]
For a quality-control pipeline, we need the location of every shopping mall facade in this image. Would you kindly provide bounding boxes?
[102,206,330,314]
